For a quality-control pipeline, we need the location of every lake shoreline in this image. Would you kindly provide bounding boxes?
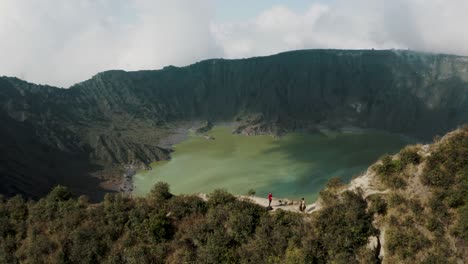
[193,169,378,215]
[131,126,409,199]
[120,121,240,194]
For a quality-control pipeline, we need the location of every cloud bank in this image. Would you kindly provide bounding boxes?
[213,0,468,59]
[0,0,220,87]
[0,0,467,87]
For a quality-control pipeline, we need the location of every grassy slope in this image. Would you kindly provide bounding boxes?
[367,125,468,263]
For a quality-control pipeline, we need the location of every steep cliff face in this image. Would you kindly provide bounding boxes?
[69,50,468,137]
[0,113,107,200]
[1,49,467,198]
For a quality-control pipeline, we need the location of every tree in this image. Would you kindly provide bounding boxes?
[47,185,72,202]
[149,182,173,204]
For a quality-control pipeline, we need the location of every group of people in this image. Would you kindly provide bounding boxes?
[267,192,307,212]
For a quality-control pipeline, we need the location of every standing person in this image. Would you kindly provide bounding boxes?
[268,192,273,207]
[300,198,306,212]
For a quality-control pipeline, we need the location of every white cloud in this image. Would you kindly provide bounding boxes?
[0,0,467,87]
[212,0,468,59]
[0,0,220,87]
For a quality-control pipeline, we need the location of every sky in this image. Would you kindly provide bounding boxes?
[0,0,467,87]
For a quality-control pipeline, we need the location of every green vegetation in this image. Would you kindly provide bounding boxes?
[422,127,467,190]
[381,127,468,263]
[0,182,376,264]
[367,194,387,215]
[386,221,431,260]
[425,129,467,199]
[374,147,422,190]
[0,127,467,263]
[374,155,407,189]
[309,190,376,263]
[399,147,422,166]
[387,193,407,208]
[326,177,344,189]
[422,127,468,249]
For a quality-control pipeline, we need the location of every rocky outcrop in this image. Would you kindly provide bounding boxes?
[194,121,213,134]
[233,114,287,136]
[91,134,171,166]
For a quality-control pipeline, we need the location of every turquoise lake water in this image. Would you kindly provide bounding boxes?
[134,126,409,201]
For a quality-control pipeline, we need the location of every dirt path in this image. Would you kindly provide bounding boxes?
[239,195,322,213]
[196,193,321,214]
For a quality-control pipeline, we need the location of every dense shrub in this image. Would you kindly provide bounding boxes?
[149,182,173,203]
[318,188,339,205]
[143,212,174,243]
[283,246,306,264]
[428,192,450,223]
[238,209,306,263]
[422,130,467,188]
[423,155,454,187]
[422,251,457,264]
[246,189,256,196]
[0,182,383,263]
[0,236,18,264]
[375,155,407,189]
[408,199,423,215]
[451,204,468,241]
[399,147,422,166]
[387,193,406,208]
[309,191,376,263]
[47,185,72,202]
[167,195,207,220]
[326,177,343,189]
[207,189,236,208]
[386,224,431,260]
[425,217,443,233]
[376,155,403,175]
[445,189,465,208]
[367,194,388,215]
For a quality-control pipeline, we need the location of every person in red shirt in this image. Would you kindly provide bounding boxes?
[268,192,273,207]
